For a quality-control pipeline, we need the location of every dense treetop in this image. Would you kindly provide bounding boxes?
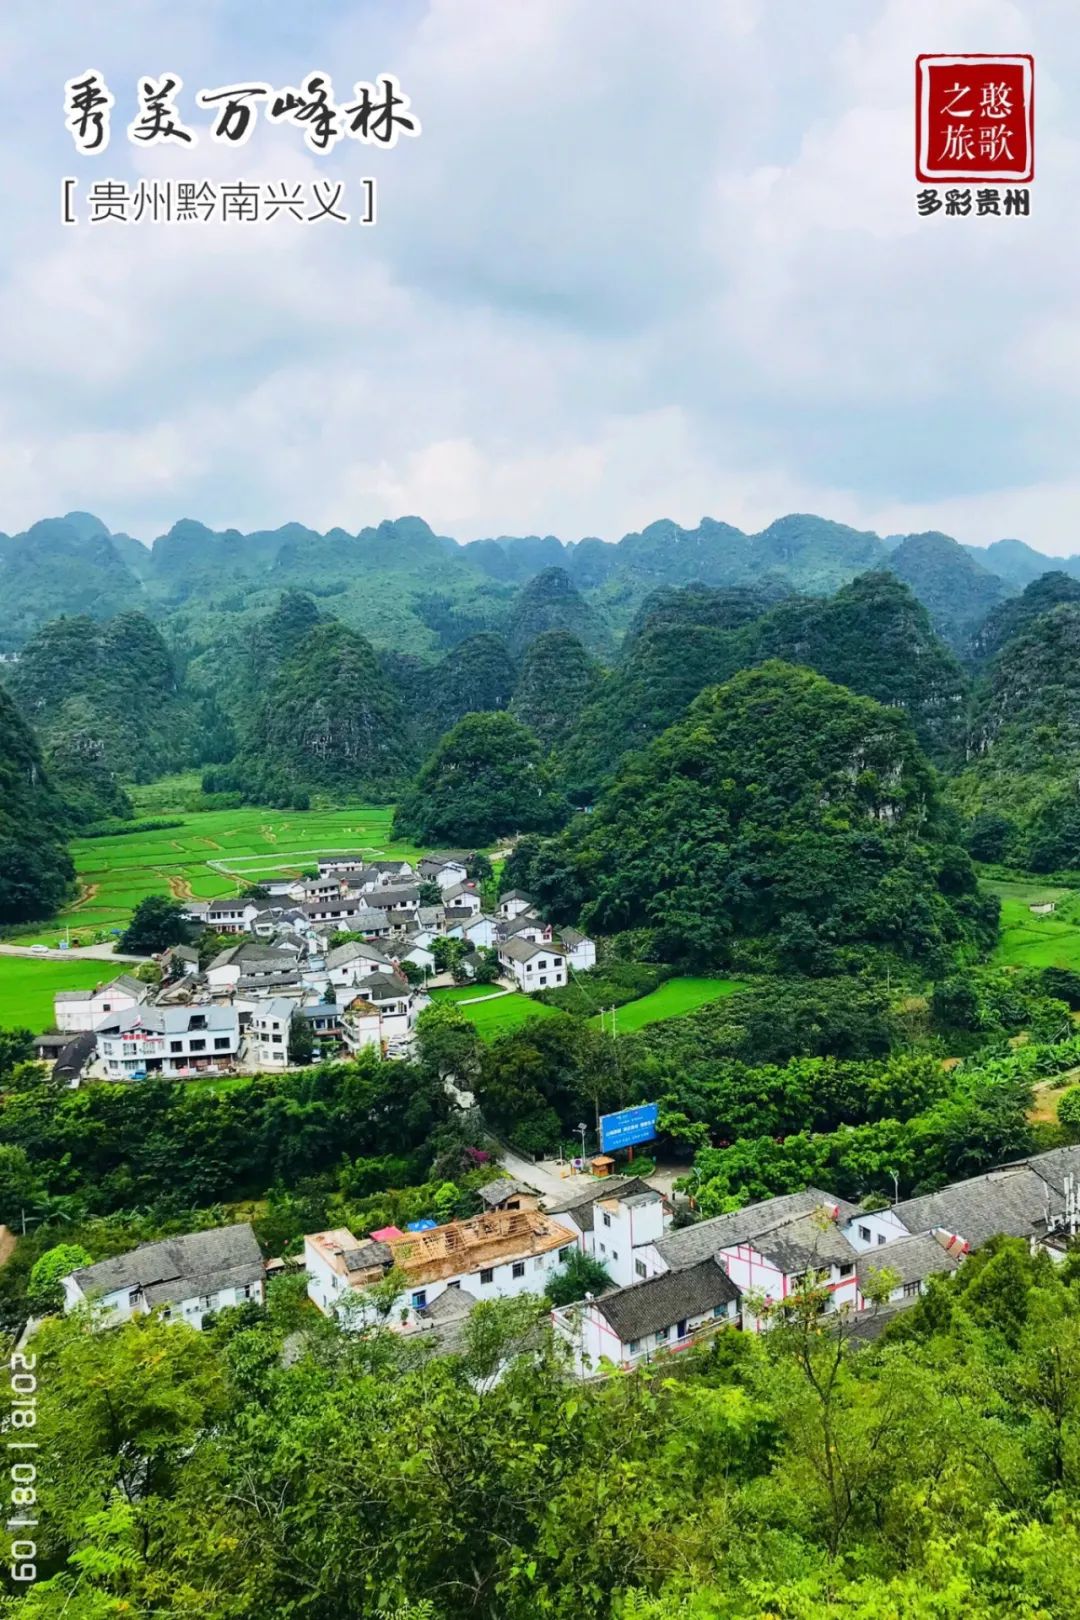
[510,630,601,752]
[393,711,569,846]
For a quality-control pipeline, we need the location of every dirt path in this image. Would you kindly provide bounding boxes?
[62,882,100,913]
[167,875,194,900]
[1030,1067,1080,1125]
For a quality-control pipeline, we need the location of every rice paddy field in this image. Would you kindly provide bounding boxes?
[987,879,1080,971]
[6,804,424,950]
[586,976,744,1031]
[0,958,117,1034]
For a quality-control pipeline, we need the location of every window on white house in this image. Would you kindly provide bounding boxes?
[655,1326,669,1343]
[480,1268,493,1285]
[713,1304,728,1318]
[189,1039,206,1053]
[628,1339,641,1355]
[903,1280,920,1298]
[538,959,547,969]
[512,1261,525,1279]
[559,1246,572,1261]
[635,1259,647,1279]
[602,1213,611,1228]
[838,1263,854,1277]
[877,1234,887,1246]
[128,1289,140,1307]
[411,1290,427,1309]
[858,1224,871,1242]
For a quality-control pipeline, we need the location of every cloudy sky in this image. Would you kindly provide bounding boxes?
[1,0,1077,550]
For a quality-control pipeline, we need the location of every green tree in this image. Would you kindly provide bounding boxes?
[27,1243,93,1313]
[545,1249,612,1306]
[393,712,570,847]
[287,1017,315,1066]
[119,895,189,954]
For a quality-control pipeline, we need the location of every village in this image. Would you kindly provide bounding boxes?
[33,851,596,1086]
[57,1137,1080,1379]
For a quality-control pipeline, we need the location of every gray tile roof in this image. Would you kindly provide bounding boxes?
[96,1003,240,1038]
[655,1189,858,1271]
[856,1232,960,1292]
[340,1239,393,1273]
[54,1030,97,1080]
[366,885,420,908]
[595,1258,740,1344]
[478,1177,529,1207]
[547,1176,656,1233]
[891,1158,1067,1250]
[69,1223,263,1308]
[325,940,391,970]
[750,1212,859,1274]
[499,936,561,963]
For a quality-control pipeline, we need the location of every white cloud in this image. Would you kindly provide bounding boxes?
[0,0,1077,554]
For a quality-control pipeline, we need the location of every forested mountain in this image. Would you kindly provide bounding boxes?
[505,567,613,658]
[211,622,415,806]
[510,630,602,750]
[423,633,517,737]
[951,601,1080,866]
[518,662,994,972]
[0,518,143,651]
[7,504,1077,667]
[559,574,969,800]
[393,712,569,846]
[5,613,199,799]
[969,571,1080,667]
[884,531,1011,651]
[0,686,74,922]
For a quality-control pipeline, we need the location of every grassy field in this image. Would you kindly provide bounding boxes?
[5,804,423,950]
[0,959,119,1034]
[587,976,745,1032]
[987,880,1080,971]
[428,976,745,1041]
[427,987,567,1039]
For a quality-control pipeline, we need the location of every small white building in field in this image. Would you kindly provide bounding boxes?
[54,973,149,1034]
[558,927,597,972]
[61,1223,265,1330]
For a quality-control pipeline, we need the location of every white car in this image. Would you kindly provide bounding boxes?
[29,944,49,955]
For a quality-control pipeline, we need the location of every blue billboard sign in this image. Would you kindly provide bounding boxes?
[599,1102,659,1154]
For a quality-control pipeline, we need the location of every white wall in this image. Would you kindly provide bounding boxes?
[584,1197,667,1289]
[842,1209,909,1250]
[63,1275,264,1330]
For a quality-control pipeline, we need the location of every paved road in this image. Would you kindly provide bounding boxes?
[497,1146,591,1203]
[0,942,147,963]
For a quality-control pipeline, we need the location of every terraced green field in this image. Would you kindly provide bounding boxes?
[7,805,422,949]
[988,880,1080,971]
[427,987,567,1039]
[429,976,745,1041]
[586,976,744,1032]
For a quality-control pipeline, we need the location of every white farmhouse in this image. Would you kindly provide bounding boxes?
[547,1178,669,1289]
[317,939,394,997]
[558,927,597,972]
[497,890,535,921]
[62,1223,265,1330]
[247,998,295,1071]
[54,973,149,1034]
[497,937,566,992]
[552,1257,741,1375]
[96,1004,241,1079]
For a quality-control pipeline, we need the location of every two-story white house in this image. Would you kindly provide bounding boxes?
[62,1223,265,1330]
[204,898,259,935]
[547,1179,669,1290]
[497,891,535,922]
[497,937,566,992]
[247,998,295,1071]
[54,973,149,1034]
[314,939,394,997]
[558,927,597,972]
[95,1004,241,1079]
